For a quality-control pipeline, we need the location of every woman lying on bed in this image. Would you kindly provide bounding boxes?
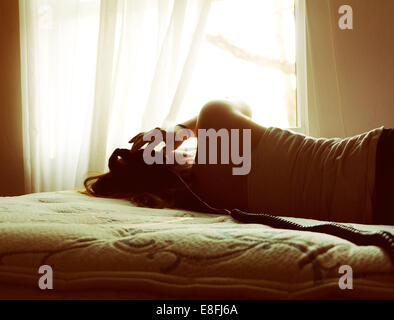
[84,97,394,225]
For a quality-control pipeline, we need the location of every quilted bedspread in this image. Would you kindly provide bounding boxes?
[0,191,393,299]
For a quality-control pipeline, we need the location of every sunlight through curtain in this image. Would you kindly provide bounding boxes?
[19,0,212,193]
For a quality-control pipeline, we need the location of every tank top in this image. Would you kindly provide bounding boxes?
[247,126,384,224]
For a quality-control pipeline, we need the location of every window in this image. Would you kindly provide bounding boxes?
[177,0,296,129]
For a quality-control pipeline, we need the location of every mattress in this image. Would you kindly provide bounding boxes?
[0,191,393,299]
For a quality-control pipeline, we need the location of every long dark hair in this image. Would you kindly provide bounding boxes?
[83,148,201,210]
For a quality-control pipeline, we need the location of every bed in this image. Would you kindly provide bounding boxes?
[0,190,393,299]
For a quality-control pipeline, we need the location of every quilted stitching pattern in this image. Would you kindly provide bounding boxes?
[0,191,393,299]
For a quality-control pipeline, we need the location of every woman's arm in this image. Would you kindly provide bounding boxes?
[175,116,197,135]
[130,97,253,152]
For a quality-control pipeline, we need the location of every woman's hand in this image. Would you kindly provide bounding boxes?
[129,127,165,153]
[129,126,193,154]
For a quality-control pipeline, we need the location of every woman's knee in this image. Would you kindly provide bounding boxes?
[197,100,234,130]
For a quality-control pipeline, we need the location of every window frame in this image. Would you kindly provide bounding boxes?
[290,0,308,134]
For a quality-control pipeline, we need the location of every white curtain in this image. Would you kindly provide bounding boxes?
[303,0,346,138]
[19,0,212,193]
[303,0,394,139]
